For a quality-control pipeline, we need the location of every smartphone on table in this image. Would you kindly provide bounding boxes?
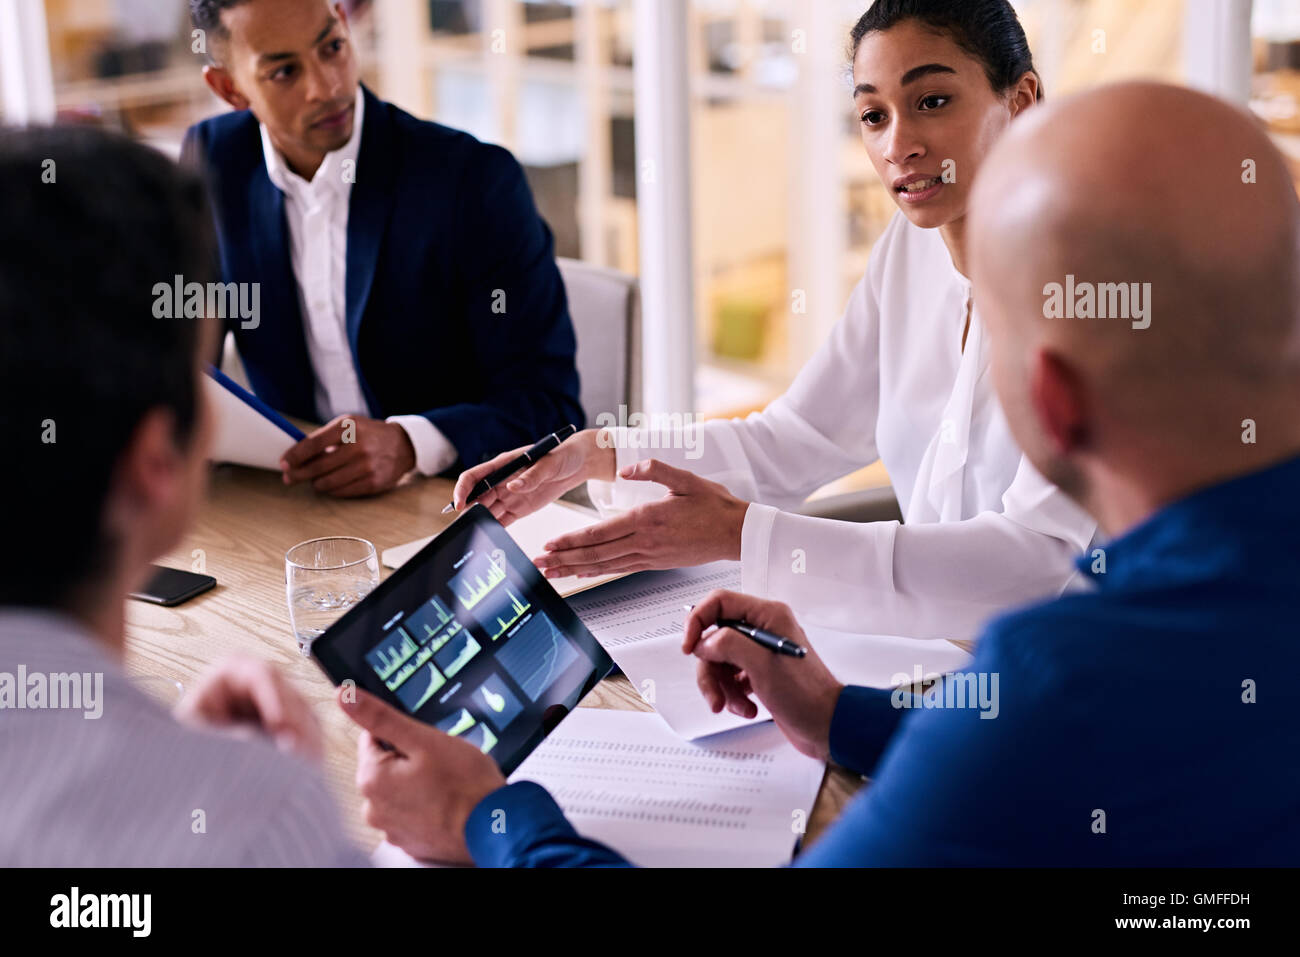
[129,565,217,607]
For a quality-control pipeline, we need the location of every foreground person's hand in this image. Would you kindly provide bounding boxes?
[684,590,844,762]
[175,657,324,764]
[341,688,506,865]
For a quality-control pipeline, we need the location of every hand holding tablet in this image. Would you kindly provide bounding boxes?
[312,505,614,774]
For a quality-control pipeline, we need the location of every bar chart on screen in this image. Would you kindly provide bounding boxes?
[449,551,507,612]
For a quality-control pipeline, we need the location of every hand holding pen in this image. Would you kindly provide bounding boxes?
[443,424,578,515]
[683,604,806,657]
[682,589,844,763]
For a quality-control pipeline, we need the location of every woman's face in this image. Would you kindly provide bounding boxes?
[852,19,1036,230]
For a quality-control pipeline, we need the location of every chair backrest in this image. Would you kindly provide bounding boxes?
[557,257,641,427]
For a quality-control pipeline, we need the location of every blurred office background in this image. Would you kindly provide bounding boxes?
[2,0,1296,498]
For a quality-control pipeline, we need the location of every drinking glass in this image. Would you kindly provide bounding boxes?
[285,537,379,657]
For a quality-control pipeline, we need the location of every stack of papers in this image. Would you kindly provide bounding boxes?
[509,709,826,866]
[374,708,826,868]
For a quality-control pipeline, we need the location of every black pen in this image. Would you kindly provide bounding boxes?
[443,424,578,514]
[684,605,807,657]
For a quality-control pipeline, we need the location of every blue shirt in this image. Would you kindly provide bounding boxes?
[465,455,1300,866]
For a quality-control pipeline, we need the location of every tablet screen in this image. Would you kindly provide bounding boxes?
[312,505,614,774]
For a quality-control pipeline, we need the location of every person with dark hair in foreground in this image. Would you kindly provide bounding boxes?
[0,126,362,865]
[344,81,1300,866]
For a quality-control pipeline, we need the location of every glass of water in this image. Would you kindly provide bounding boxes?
[285,537,379,657]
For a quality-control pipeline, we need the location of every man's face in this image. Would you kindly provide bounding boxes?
[214,0,359,172]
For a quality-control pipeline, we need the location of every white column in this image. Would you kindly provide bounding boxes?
[578,0,611,266]
[1036,0,1068,98]
[734,0,761,83]
[634,0,696,415]
[787,3,845,372]
[485,0,523,151]
[0,0,56,124]
[374,0,431,118]
[1183,0,1254,105]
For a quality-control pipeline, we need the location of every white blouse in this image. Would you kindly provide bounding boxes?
[589,212,1097,642]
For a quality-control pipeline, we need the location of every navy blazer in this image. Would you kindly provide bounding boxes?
[182,86,583,470]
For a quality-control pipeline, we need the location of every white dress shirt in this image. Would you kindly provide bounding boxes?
[590,212,1098,641]
[260,88,457,475]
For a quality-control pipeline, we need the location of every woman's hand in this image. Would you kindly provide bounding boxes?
[450,428,615,525]
[533,460,749,578]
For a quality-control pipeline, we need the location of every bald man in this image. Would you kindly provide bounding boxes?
[339,81,1300,866]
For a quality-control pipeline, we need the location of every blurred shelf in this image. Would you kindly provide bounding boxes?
[54,65,208,110]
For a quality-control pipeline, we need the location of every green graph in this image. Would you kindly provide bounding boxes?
[440,633,482,679]
[453,556,506,610]
[407,597,457,647]
[384,643,435,692]
[439,708,497,754]
[408,663,446,711]
[488,589,530,641]
[371,628,418,681]
[445,708,475,736]
[427,596,453,625]
[426,619,462,654]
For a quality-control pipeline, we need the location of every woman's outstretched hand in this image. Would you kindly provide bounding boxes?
[532,459,750,579]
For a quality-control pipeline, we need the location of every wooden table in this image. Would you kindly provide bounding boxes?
[124,465,863,854]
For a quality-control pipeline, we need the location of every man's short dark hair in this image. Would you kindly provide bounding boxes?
[189,0,252,39]
[0,126,217,610]
[190,0,256,62]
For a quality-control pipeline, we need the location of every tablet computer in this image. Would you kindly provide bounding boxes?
[312,505,614,774]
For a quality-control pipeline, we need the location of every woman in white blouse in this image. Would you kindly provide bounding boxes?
[452,0,1097,642]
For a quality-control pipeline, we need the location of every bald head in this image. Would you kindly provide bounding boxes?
[969,81,1300,532]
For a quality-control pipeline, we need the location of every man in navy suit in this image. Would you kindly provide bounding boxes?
[184,0,582,496]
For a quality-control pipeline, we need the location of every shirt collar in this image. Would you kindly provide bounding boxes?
[1076,453,1300,589]
[260,85,365,200]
